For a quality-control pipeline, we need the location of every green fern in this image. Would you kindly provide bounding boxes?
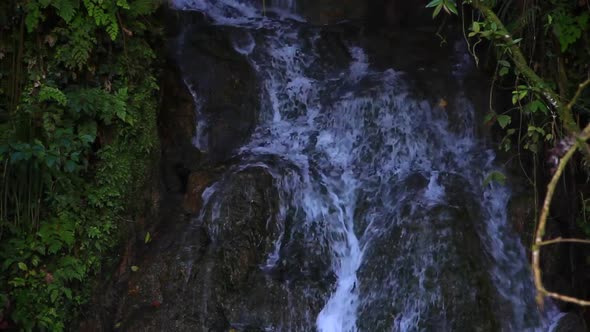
[128,0,160,16]
[83,0,120,40]
[1,1,162,329]
[24,1,44,32]
[52,0,79,23]
[55,16,96,69]
[39,86,68,106]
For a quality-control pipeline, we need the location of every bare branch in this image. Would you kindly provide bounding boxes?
[467,0,590,307]
[541,288,590,306]
[566,78,590,112]
[532,122,590,307]
[537,237,590,247]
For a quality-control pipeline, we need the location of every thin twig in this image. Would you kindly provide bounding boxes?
[537,237,590,246]
[566,78,590,111]
[541,289,590,306]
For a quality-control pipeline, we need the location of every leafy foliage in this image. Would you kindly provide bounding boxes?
[0,0,163,330]
[426,0,458,18]
[429,0,590,307]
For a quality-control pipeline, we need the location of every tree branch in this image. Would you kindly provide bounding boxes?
[470,0,578,133]
[542,289,590,306]
[537,237,590,247]
[466,0,590,309]
[532,122,590,307]
[566,78,590,112]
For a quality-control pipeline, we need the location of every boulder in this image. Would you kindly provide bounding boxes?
[357,173,499,331]
[177,24,261,162]
[102,167,331,331]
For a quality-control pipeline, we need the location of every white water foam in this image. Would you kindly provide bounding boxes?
[174,1,558,330]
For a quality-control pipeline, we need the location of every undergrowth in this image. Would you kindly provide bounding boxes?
[0,0,163,330]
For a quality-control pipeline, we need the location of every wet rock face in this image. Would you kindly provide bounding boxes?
[182,171,213,213]
[106,167,330,331]
[357,173,499,331]
[177,23,260,162]
[366,0,430,29]
[552,312,588,332]
[272,0,430,26]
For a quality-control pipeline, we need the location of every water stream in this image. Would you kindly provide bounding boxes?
[171,1,557,330]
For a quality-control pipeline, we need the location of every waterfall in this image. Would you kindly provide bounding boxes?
[172,0,559,330]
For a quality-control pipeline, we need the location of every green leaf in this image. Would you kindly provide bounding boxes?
[526,100,545,114]
[433,3,443,18]
[444,0,458,15]
[483,171,507,187]
[39,86,68,106]
[497,115,511,129]
[48,241,63,254]
[117,0,131,9]
[527,125,545,136]
[18,262,28,271]
[144,232,151,244]
[426,0,441,8]
[52,0,78,22]
[131,266,139,272]
[64,288,72,300]
[10,151,26,163]
[50,289,59,303]
[483,112,495,123]
[45,154,59,168]
[472,21,480,33]
[65,160,77,173]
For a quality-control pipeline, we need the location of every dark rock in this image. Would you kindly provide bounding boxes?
[366,0,432,30]
[357,172,499,331]
[552,312,588,332]
[182,171,214,214]
[294,0,366,24]
[508,191,536,250]
[93,167,330,331]
[207,105,257,161]
[177,24,260,162]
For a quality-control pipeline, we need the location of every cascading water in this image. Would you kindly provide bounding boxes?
[172,0,558,330]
